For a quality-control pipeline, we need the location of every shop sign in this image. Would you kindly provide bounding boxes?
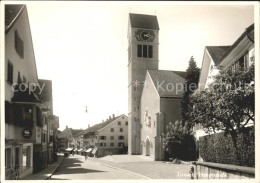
[23,129,32,138]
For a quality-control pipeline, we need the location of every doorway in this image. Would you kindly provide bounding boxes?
[145,138,150,156]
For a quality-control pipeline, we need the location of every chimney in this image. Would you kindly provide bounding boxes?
[88,124,90,128]
[66,126,68,129]
[102,120,104,123]
[109,116,111,120]
[112,114,115,119]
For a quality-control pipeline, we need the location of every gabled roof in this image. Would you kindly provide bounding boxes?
[148,70,186,97]
[206,46,230,65]
[75,115,124,136]
[216,24,254,66]
[57,128,83,139]
[5,5,24,32]
[129,13,159,30]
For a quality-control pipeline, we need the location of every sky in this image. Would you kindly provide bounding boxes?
[23,2,254,131]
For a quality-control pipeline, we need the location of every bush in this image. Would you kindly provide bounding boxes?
[199,127,254,167]
[163,120,197,161]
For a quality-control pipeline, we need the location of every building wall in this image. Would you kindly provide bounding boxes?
[5,7,38,102]
[140,73,160,160]
[97,115,128,156]
[128,25,159,155]
[197,49,213,92]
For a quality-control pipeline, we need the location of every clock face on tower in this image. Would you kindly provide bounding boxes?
[135,29,155,42]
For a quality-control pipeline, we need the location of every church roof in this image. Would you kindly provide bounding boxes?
[206,46,231,66]
[148,70,186,97]
[5,4,24,32]
[129,13,159,30]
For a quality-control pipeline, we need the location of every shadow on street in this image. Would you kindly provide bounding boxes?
[54,156,106,175]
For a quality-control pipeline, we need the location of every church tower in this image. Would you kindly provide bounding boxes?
[127,13,159,154]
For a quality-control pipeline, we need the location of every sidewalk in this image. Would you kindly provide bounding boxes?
[21,153,64,180]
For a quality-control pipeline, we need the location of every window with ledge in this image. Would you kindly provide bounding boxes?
[110,128,114,132]
[15,30,24,58]
[100,143,106,147]
[110,136,114,140]
[137,44,153,58]
[110,143,114,147]
[229,51,249,73]
[118,121,121,125]
[120,128,123,132]
[7,61,13,84]
[100,136,106,140]
[118,136,124,140]
[118,142,124,147]
[125,121,128,125]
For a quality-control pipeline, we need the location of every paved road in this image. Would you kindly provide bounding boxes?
[50,155,148,180]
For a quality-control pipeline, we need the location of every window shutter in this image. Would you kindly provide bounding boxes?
[14,104,23,126]
[37,107,43,127]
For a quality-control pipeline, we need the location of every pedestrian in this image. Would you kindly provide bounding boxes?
[85,152,88,162]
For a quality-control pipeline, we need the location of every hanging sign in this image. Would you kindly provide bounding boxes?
[23,129,32,138]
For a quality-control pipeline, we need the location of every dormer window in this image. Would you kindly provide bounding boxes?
[15,30,24,58]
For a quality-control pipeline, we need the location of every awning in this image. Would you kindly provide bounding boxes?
[65,148,73,151]
[92,148,98,154]
[85,148,92,153]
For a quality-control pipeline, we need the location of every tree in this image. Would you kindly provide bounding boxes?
[162,120,196,162]
[181,56,200,129]
[187,56,255,146]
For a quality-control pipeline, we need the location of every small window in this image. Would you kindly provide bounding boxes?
[125,121,128,125]
[110,128,114,132]
[137,44,142,57]
[120,128,123,132]
[122,116,125,119]
[143,45,148,58]
[110,136,114,140]
[118,142,124,147]
[148,45,153,58]
[118,136,124,140]
[15,30,24,58]
[118,121,121,125]
[110,143,114,147]
[7,61,13,84]
[100,136,106,140]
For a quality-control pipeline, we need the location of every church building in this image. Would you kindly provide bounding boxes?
[127,13,186,160]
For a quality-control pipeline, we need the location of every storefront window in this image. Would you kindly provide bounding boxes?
[5,148,11,169]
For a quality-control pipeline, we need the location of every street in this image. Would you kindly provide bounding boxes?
[50,154,191,180]
[50,155,148,180]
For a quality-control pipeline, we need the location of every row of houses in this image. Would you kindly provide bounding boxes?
[5,5,59,179]
[57,114,128,157]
